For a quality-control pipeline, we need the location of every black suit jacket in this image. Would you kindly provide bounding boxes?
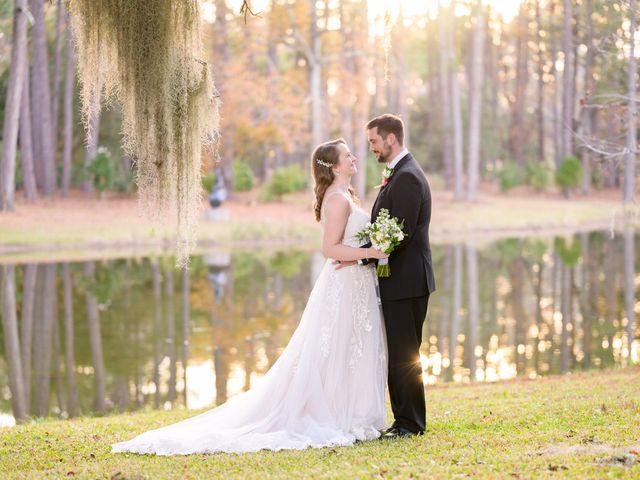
[371,153,436,301]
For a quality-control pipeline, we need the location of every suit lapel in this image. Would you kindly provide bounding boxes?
[371,153,412,221]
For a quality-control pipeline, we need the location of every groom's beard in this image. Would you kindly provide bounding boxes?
[376,143,393,163]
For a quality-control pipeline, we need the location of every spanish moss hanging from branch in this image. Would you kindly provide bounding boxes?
[68,0,219,266]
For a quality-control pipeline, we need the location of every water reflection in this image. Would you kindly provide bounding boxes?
[0,230,638,426]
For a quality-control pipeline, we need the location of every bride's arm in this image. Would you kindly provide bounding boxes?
[321,195,385,262]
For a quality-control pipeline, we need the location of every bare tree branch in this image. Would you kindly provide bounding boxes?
[239,1,261,24]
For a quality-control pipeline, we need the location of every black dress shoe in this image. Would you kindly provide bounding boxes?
[380,426,421,439]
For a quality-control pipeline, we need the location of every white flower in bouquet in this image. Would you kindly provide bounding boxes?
[355,208,405,277]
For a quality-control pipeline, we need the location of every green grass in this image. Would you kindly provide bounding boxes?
[2,368,639,479]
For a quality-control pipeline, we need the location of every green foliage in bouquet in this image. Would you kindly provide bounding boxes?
[356,208,405,277]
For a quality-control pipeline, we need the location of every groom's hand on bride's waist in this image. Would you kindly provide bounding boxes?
[334,260,357,270]
[358,242,375,267]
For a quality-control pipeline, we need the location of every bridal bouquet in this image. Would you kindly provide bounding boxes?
[356,208,404,277]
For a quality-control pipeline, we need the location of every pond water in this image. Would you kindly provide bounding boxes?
[0,228,638,426]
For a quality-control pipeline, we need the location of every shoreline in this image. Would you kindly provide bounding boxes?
[0,187,637,263]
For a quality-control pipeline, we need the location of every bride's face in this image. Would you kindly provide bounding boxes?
[334,143,357,178]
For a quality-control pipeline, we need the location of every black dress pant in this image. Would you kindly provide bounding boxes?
[381,294,429,433]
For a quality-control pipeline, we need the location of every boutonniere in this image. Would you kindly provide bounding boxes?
[375,166,395,190]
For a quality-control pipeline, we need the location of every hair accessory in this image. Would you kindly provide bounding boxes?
[316,158,332,168]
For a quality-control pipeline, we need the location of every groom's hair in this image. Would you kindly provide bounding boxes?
[366,114,404,146]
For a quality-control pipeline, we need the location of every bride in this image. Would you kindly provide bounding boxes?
[112,138,389,455]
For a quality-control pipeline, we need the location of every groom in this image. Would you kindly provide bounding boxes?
[363,114,435,438]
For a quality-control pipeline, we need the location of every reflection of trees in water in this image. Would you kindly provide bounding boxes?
[34,264,56,416]
[507,256,527,375]
[62,263,78,417]
[422,231,637,385]
[164,263,177,404]
[0,236,635,423]
[465,245,479,380]
[20,264,37,411]
[151,260,162,409]
[2,265,27,422]
[84,262,106,413]
[181,265,190,406]
[624,229,635,366]
[447,244,462,381]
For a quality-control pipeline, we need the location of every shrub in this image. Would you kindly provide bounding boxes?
[259,165,309,202]
[525,160,550,191]
[555,155,582,190]
[88,149,114,197]
[499,161,523,192]
[232,161,254,191]
[202,162,254,193]
[202,172,216,193]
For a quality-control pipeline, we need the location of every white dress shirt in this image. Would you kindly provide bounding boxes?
[388,147,409,169]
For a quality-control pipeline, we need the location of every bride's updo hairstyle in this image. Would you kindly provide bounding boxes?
[311,138,359,222]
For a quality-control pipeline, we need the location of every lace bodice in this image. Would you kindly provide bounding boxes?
[321,192,370,248]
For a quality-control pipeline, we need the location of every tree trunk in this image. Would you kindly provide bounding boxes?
[624,0,637,203]
[466,1,485,201]
[448,1,464,200]
[30,0,56,196]
[549,0,563,169]
[509,3,530,167]
[82,105,101,193]
[62,9,75,197]
[351,1,368,200]
[580,0,595,194]
[561,0,574,161]
[395,6,409,149]
[1,0,29,211]
[20,68,37,200]
[1,265,27,422]
[51,0,64,150]
[309,0,325,149]
[438,1,453,190]
[62,263,78,417]
[339,3,354,149]
[213,0,234,197]
[535,0,546,164]
[84,262,106,413]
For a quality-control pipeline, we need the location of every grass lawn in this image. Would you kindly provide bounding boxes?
[2,368,639,479]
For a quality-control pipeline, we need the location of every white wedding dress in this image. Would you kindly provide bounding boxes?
[112,192,387,455]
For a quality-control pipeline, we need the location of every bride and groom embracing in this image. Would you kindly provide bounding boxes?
[112,113,436,455]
